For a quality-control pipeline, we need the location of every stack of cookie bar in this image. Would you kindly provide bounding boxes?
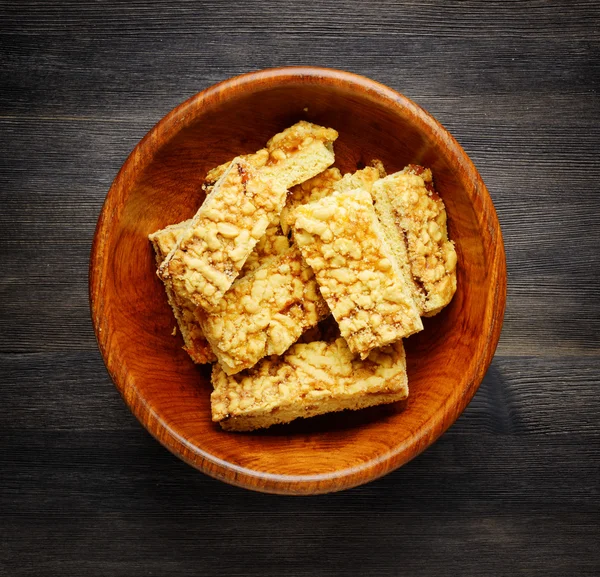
[149,121,457,431]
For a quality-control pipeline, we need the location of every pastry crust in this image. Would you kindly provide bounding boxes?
[211,338,408,431]
[148,221,216,364]
[334,164,384,193]
[372,165,457,316]
[292,187,423,359]
[197,246,329,375]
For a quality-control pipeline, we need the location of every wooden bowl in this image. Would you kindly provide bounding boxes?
[90,67,506,494]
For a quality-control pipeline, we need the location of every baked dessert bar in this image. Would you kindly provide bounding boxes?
[148,221,216,364]
[240,220,290,276]
[334,163,385,193]
[197,246,329,375]
[203,121,339,192]
[372,165,457,316]
[292,187,423,359]
[158,157,288,311]
[280,167,342,234]
[149,215,290,362]
[211,338,408,431]
[280,165,384,234]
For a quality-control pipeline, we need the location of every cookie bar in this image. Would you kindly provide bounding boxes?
[279,167,342,234]
[334,163,384,193]
[203,121,338,192]
[372,165,457,316]
[197,246,329,375]
[292,187,423,359]
[211,338,408,431]
[280,164,385,234]
[240,220,290,276]
[148,221,216,364]
[158,157,288,311]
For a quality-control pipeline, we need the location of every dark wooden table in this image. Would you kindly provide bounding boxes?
[2,1,599,575]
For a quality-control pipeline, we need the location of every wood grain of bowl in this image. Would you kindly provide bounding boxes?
[89,67,506,495]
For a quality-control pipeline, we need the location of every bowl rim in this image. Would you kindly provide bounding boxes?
[89,66,507,494]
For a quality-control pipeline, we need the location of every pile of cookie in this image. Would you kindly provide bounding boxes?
[149,121,457,431]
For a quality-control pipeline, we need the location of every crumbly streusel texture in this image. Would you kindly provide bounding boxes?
[239,220,290,276]
[158,158,288,311]
[292,187,423,359]
[211,337,408,431]
[280,165,384,234]
[148,221,216,364]
[197,246,329,375]
[203,121,338,192]
[146,118,460,432]
[372,165,457,316]
[279,167,342,234]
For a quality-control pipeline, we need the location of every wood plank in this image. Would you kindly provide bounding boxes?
[0,352,137,432]
[0,510,598,577]
[0,1,598,120]
[4,0,599,35]
[1,42,597,118]
[2,425,599,512]
[2,0,598,41]
[3,353,600,436]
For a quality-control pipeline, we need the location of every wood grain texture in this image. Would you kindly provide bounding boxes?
[1,0,600,573]
[3,352,600,438]
[1,510,598,577]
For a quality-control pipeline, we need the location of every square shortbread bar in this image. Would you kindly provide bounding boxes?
[372,165,457,316]
[292,187,423,359]
[211,337,408,431]
[197,246,329,375]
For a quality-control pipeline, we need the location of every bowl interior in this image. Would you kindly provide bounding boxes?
[92,70,505,494]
